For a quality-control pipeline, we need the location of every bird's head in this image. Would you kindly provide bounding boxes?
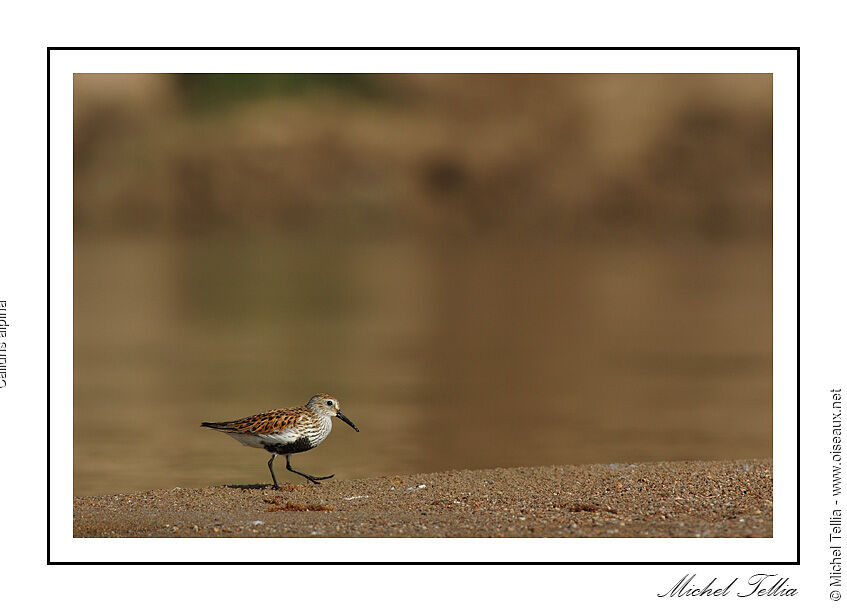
[307,393,359,431]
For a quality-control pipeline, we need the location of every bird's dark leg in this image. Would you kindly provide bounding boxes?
[285,454,334,485]
[268,454,279,490]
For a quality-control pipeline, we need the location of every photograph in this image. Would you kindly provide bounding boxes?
[70,71,774,539]
[0,11,830,605]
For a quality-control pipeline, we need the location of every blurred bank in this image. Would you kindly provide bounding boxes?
[74,74,771,241]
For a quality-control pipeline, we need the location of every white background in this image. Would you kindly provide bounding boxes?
[1,1,841,609]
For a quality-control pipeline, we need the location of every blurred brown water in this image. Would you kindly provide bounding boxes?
[73,236,772,496]
[73,74,773,495]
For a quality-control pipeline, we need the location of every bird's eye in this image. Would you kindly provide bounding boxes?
[327,400,334,406]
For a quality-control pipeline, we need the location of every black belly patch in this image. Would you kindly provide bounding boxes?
[263,437,314,455]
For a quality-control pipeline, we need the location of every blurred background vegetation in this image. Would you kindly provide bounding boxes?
[73,74,772,495]
[74,74,771,241]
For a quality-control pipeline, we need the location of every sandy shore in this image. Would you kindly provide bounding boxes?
[73,459,772,538]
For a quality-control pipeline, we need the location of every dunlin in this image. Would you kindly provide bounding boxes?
[202,393,359,488]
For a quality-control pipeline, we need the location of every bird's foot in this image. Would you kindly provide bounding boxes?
[305,474,334,485]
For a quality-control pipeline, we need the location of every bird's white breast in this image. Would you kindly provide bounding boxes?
[224,414,333,449]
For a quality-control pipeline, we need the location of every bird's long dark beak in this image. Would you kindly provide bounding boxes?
[336,410,359,432]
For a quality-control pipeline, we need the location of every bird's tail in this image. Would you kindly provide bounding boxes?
[201,421,234,431]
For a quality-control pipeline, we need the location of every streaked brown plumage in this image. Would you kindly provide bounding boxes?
[201,406,305,435]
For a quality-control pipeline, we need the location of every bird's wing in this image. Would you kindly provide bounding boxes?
[202,407,304,435]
